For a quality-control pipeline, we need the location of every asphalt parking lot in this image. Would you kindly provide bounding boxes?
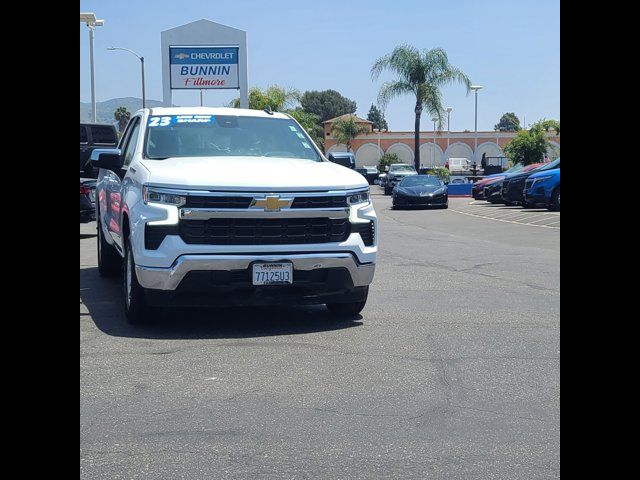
[80,189,559,479]
[450,200,560,229]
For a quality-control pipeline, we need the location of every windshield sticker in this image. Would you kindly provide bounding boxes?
[302,142,311,149]
[147,115,215,127]
[296,132,305,139]
[289,126,298,132]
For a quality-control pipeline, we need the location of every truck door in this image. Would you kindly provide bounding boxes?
[103,117,141,253]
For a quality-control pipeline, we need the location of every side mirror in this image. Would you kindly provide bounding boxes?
[91,148,123,170]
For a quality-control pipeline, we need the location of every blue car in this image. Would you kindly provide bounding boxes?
[523,168,560,211]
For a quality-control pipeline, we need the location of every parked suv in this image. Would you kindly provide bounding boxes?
[384,163,418,195]
[80,123,118,177]
[524,168,560,211]
[501,158,560,207]
[327,152,356,169]
[92,108,377,323]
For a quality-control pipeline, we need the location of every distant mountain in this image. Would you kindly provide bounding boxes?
[80,97,167,124]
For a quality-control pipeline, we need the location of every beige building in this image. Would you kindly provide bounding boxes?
[323,117,560,168]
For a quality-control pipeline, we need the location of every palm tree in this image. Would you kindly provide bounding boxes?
[114,107,131,134]
[371,45,471,170]
[331,116,369,153]
[229,85,300,111]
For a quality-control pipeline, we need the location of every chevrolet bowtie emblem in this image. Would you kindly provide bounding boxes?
[251,195,292,212]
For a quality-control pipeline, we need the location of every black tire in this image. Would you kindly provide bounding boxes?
[384,187,391,195]
[549,187,560,211]
[440,204,448,209]
[326,287,368,316]
[123,237,152,324]
[522,201,533,208]
[97,219,121,277]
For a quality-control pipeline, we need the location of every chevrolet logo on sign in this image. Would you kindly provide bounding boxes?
[175,53,190,60]
[250,195,292,212]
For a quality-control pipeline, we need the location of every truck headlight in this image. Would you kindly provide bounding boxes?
[143,186,186,207]
[347,190,370,205]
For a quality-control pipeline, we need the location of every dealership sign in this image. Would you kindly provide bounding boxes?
[169,46,239,89]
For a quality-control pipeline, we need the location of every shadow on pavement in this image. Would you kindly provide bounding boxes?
[80,233,96,239]
[80,267,362,340]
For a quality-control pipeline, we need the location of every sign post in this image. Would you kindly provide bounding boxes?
[162,19,248,108]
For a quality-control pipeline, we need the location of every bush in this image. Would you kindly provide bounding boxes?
[427,166,450,183]
[378,153,401,171]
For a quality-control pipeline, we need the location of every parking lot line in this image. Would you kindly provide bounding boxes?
[449,208,560,229]
[528,217,562,226]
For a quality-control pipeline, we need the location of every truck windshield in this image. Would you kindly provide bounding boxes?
[144,115,322,161]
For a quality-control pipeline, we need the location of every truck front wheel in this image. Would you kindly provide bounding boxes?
[326,286,369,316]
[123,238,152,324]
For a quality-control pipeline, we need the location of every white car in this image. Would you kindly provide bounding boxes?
[91,107,377,323]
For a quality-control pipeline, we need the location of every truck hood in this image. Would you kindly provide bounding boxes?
[139,156,369,192]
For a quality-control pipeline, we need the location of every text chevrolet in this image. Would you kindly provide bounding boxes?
[92,108,377,323]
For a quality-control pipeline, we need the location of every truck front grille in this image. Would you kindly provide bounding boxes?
[290,196,347,208]
[179,218,350,245]
[184,196,252,209]
[183,195,347,209]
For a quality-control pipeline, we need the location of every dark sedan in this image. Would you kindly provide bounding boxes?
[483,178,505,204]
[80,178,96,223]
[392,175,448,209]
[501,158,560,206]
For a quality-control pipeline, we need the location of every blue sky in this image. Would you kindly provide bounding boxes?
[80,0,559,132]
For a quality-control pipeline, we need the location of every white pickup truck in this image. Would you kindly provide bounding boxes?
[91,107,377,323]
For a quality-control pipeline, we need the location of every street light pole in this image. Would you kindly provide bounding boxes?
[470,85,483,160]
[89,27,96,122]
[446,107,452,149]
[374,128,382,164]
[81,13,104,123]
[107,47,146,108]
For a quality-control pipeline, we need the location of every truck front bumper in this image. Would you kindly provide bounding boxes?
[135,252,375,291]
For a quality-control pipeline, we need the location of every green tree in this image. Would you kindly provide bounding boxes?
[503,120,555,165]
[114,106,131,134]
[539,119,560,135]
[371,45,471,171]
[299,90,357,123]
[494,112,521,131]
[378,152,401,172]
[331,116,369,152]
[230,85,300,111]
[287,108,324,150]
[366,104,388,131]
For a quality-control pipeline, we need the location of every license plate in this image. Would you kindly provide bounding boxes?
[252,262,293,285]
